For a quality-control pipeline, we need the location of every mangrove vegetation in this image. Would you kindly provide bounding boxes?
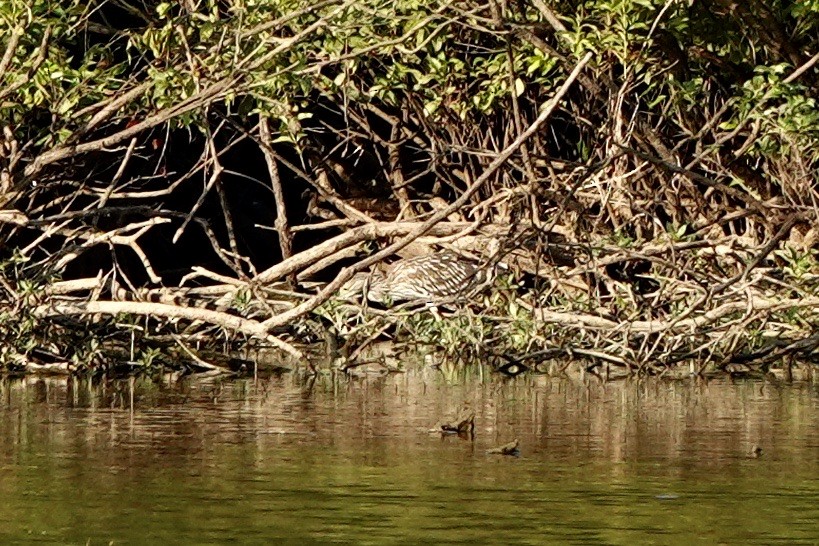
[1,0,819,377]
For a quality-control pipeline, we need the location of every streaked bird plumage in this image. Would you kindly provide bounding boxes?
[342,251,493,304]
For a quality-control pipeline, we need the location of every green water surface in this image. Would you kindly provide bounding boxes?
[0,369,817,545]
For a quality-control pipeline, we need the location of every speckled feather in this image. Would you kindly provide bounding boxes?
[359,251,490,303]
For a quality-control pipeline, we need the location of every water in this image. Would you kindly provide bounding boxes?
[0,368,817,545]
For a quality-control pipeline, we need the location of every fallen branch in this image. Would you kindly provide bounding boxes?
[32,300,303,358]
[532,296,819,333]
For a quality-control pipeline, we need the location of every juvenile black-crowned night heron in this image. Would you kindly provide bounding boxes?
[342,250,495,304]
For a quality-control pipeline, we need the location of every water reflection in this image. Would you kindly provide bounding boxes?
[0,369,817,545]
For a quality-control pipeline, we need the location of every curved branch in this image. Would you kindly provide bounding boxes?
[33,300,303,358]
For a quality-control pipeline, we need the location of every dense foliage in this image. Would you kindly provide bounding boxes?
[1,0,818,375]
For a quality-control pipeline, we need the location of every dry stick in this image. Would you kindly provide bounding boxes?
[363,103,431,156]
[35,206,241,275]
[22,361,72,374]
[79,81,153,133]
[294,9,447,76]
[255,221,474,284]
[571,348,630,367]
[171,334,235,374]
[740,217,807,276]
[346,322,395,363]
[783,50,819,84]
[530,0,565,31]
[296,243,363,281]
[92,131,249,200]
[45,278,102,295]
[245,128,374,223]
[98,137,138,208]
[535,295,819,334]
[237,0,342,42]
[560,239,722,288]
[388,118,412,214]
[207,132,246,275]
[241,0,358,72]
[173,136,225,244]
[33,300,303,358]
[0,26,51,103]
[713,212,806,293]
[692,49,819,166]
[26,0,352,180]
[1,126,21,188]
[258,117,293,262]
[734,332,819,368]
[289,218,358,232]
[619,144,769,214]
[531,0,747,206]
[24,78,234,180]
[493,0,537,188]
[0,27,24,78]
[49,217,169,282]
[259,52,594,331]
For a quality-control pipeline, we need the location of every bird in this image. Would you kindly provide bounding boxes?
[341,250,496,304]
[486,438,520,456]
[430,408,476,435]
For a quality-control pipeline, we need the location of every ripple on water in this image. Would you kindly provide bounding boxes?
[0,372,816,545]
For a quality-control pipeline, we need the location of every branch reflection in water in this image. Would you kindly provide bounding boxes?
[0,368,817,545]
